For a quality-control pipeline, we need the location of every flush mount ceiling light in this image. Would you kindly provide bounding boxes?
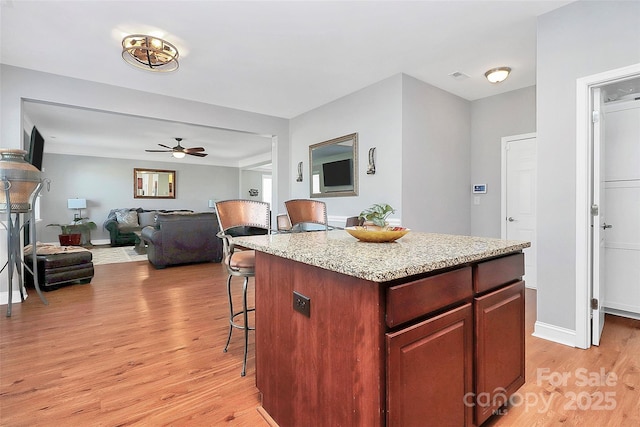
[484,67,511,83]
[122,34,179,72]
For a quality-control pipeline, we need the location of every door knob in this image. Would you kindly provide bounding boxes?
[602,223,613,229]
[508,217,516,222]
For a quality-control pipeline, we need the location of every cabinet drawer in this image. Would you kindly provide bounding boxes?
[386,267,472,328]
[473,252,524,294]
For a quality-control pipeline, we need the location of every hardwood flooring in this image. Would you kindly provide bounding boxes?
[1,261,638,426]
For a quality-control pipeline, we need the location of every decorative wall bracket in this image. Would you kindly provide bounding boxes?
[367,147,376,175]
[296,162,303,182]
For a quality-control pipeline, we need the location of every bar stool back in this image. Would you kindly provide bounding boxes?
[284,199,328,231]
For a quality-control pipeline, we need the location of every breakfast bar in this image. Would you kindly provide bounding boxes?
[233,230,530,427]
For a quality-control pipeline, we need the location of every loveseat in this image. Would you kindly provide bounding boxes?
[141,212,222,269]
[103,208,192,246]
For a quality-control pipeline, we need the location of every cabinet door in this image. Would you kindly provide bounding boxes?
[386,303,473,427]
[474,281,525,425]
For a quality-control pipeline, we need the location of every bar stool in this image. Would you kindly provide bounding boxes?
[284,199,329,232]
[214,199,270,376]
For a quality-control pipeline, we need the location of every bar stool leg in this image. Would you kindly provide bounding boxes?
[241,275,249,377]
[224,274,234,352]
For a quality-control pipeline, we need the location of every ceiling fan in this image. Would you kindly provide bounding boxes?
[145,137,208,158]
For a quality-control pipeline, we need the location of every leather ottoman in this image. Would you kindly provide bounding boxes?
[25,251,94,291]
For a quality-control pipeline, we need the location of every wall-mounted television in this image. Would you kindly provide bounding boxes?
[322,159,352,187]
[26,126,45,171]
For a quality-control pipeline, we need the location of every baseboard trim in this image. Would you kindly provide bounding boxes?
[0,287,29,306]
[91,239,111,246]
[532,321,576,347]
[604,307,640,321]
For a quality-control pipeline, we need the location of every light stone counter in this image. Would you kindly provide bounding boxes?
[233,230,530,282]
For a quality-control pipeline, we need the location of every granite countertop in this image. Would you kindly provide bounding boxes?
[232,230,530,282]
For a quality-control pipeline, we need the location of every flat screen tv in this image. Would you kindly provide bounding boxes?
[26,126,45,171]
[322,159,352,187]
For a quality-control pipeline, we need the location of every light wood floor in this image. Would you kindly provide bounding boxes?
[1,261,638,426]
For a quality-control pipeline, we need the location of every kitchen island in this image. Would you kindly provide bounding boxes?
[233,230,530,427]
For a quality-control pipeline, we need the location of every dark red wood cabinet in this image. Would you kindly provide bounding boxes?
[255,251,525,427]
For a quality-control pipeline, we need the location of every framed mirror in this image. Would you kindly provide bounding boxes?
[134,168,176,199]
[309,133,358,198]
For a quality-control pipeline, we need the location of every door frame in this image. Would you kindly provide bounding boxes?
[574,63,640,349]
[501,132,537,289]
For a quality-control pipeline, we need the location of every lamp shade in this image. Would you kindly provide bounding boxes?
[68,198,87,209]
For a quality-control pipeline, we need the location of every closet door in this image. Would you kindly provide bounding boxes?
[603,100,640,317]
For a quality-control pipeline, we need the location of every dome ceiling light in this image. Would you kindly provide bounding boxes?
[122,34,179,72]
[484,67,511,84]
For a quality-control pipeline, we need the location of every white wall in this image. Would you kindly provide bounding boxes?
[37,153,241,244]
[289,73,473,234]
[241,169,266,205]
[470,86,536,238]
[402,75,471,234]
[536,1,640,333]
[289,74,403,221]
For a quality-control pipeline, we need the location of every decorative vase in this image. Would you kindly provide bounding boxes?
[362,221,387,231]
[0,149,41,213]
[59,234,82,246]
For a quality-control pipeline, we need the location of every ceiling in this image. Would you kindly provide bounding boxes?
[2,0,576,167]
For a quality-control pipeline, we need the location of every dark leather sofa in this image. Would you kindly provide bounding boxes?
[141,212,223,269]
[103,208,191,246]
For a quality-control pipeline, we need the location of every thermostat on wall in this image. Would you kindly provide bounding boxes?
[472,184,487,194]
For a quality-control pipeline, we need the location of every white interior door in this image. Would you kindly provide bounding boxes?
[591,87,606,346]
[602,99,640,319]
[503,134,537,289]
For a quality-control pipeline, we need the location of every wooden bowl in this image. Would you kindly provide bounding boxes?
[345,226,410,243]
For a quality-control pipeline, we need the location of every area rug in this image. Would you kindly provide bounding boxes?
[90,246,148,266]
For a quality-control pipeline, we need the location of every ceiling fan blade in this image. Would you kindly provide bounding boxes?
[187,152,208,157]
[184,147,205,153]
[158,143,173,149]
[146,149,172,152]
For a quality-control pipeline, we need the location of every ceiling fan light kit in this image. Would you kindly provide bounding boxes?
[122,34,179,72]
[484,67,511,83]
[145,138,208,158]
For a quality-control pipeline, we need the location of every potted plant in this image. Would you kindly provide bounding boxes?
[358,203,395,230]
[47,218,97,246]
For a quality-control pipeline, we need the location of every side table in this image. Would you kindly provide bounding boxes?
[133,231,147,255]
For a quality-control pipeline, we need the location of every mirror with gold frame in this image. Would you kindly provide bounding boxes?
[134,168,176,199]
[309,133,358,198]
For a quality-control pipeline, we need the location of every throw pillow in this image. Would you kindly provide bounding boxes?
[116,209,139,227]
[138,211,157,227]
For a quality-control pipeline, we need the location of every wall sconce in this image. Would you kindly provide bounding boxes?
[367,147,376,175]
[249,189,259,197]
[296,162,303,182]
[68,198,87,220]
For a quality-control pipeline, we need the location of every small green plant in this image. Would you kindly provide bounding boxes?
[47,217,97,235]
[359,203,395,228]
